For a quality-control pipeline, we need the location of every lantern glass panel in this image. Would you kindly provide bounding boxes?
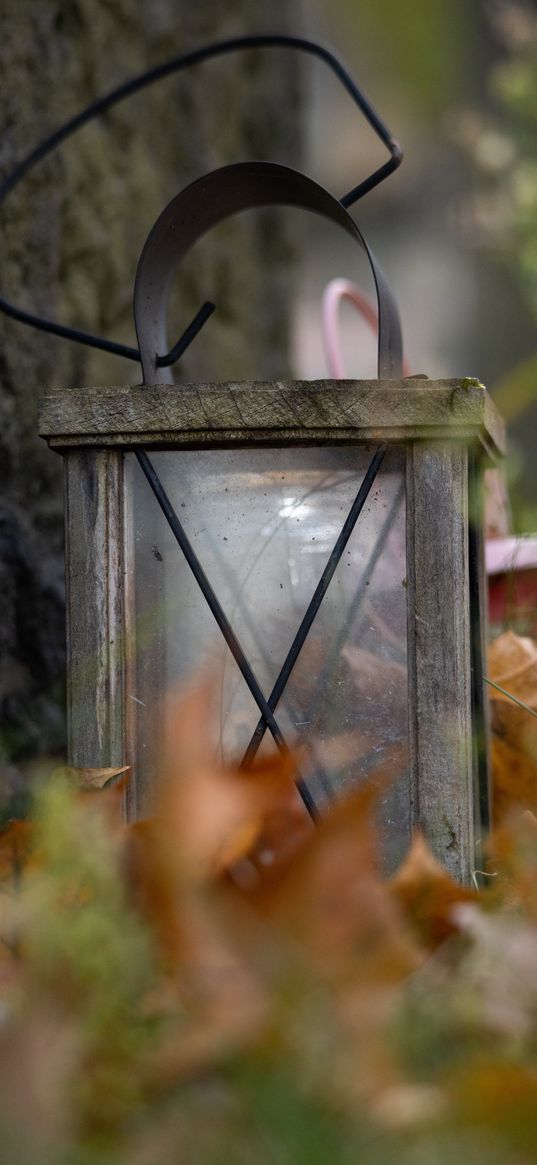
[127,445,410,864]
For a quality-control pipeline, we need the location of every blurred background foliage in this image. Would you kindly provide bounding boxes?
[331,0,472,115]
[299,0,537,525]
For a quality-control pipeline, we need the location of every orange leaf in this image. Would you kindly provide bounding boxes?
[487,809,537,914]
[123,817,186,968]
[488,631,537,763]
[158,676,307,883]
[491,734,537,823]
[0,819,34,884]
[61,765,131,791]
[233,770,418,986]
[122,676,308,972]
[389,832,479,949]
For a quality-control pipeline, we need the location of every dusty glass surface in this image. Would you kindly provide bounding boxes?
[127,445,409,868]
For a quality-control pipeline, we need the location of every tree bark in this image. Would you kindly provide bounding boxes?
[0,2,303,778]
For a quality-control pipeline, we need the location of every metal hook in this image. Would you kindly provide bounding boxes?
[0,34,402,366]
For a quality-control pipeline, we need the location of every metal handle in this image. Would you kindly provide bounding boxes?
[0,35,402,366]
[134,161,404,383]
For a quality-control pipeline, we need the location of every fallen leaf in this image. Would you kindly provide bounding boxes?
[233,767,417,986]
[389,832,479,949]
[60,765,131,791]
[123,676,309,979]
[491,734,537,822]
[487,809,537,915]
[488,631,537,763]
[0,820,34,885]
[489,629,537,684]
[157,676,307,883]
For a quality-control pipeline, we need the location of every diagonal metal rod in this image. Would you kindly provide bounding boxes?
[195,471,354,801]
[156,302,215,367]
[135,448,319,822]
[240,446,386,768]
[345,479,406,647]
[311,478,406,716]
[302,477,405,740]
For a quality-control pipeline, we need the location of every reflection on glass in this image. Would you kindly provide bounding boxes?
[127,445,409,869]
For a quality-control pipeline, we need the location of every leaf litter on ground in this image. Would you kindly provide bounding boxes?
[0,641,536,1161]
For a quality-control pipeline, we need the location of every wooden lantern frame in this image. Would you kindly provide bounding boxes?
[39,374,504,882]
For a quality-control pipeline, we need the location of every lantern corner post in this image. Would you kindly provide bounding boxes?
[63,445,134,816]
[405,438,477,883]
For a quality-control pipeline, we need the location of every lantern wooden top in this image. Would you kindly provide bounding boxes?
[39,377,505,458]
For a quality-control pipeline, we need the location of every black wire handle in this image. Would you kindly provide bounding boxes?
[134,161,404,382]
[0,34,402,365]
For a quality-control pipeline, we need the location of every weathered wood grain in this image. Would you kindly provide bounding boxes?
[468,451,493,859]
[39,378,505,457]
[406,442,476,882]
[64,450,128,783]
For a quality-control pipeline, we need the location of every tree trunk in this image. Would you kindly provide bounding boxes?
[0,2,303,783]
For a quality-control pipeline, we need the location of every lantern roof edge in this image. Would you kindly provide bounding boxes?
[38,377,505,458]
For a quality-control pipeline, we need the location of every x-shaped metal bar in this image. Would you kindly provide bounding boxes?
[135,445,387,821]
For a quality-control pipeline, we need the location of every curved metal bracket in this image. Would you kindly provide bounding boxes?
[134,161,403,383]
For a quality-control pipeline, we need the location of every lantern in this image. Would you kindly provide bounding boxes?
[37,160,504,883]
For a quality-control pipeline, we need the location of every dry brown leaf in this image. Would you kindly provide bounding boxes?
[233,771,418,986]
[227,741,407,895]
[122,817,185,968]
[123,676,310,978]
[489,629,537,684]
[63,765,131,791]
[487,809,537,915]
[138,892,269,1085]
[488,631,537,763]
[487,631,537,822]
[227,802,313,891]
[0,820,36,971]
[492,734,537,822]
[0,820,34,885]
[389,832,479,949]
[157,676,307,883]
[219,768,420,1111]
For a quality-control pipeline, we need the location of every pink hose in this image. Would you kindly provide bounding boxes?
[321,277,410,378]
